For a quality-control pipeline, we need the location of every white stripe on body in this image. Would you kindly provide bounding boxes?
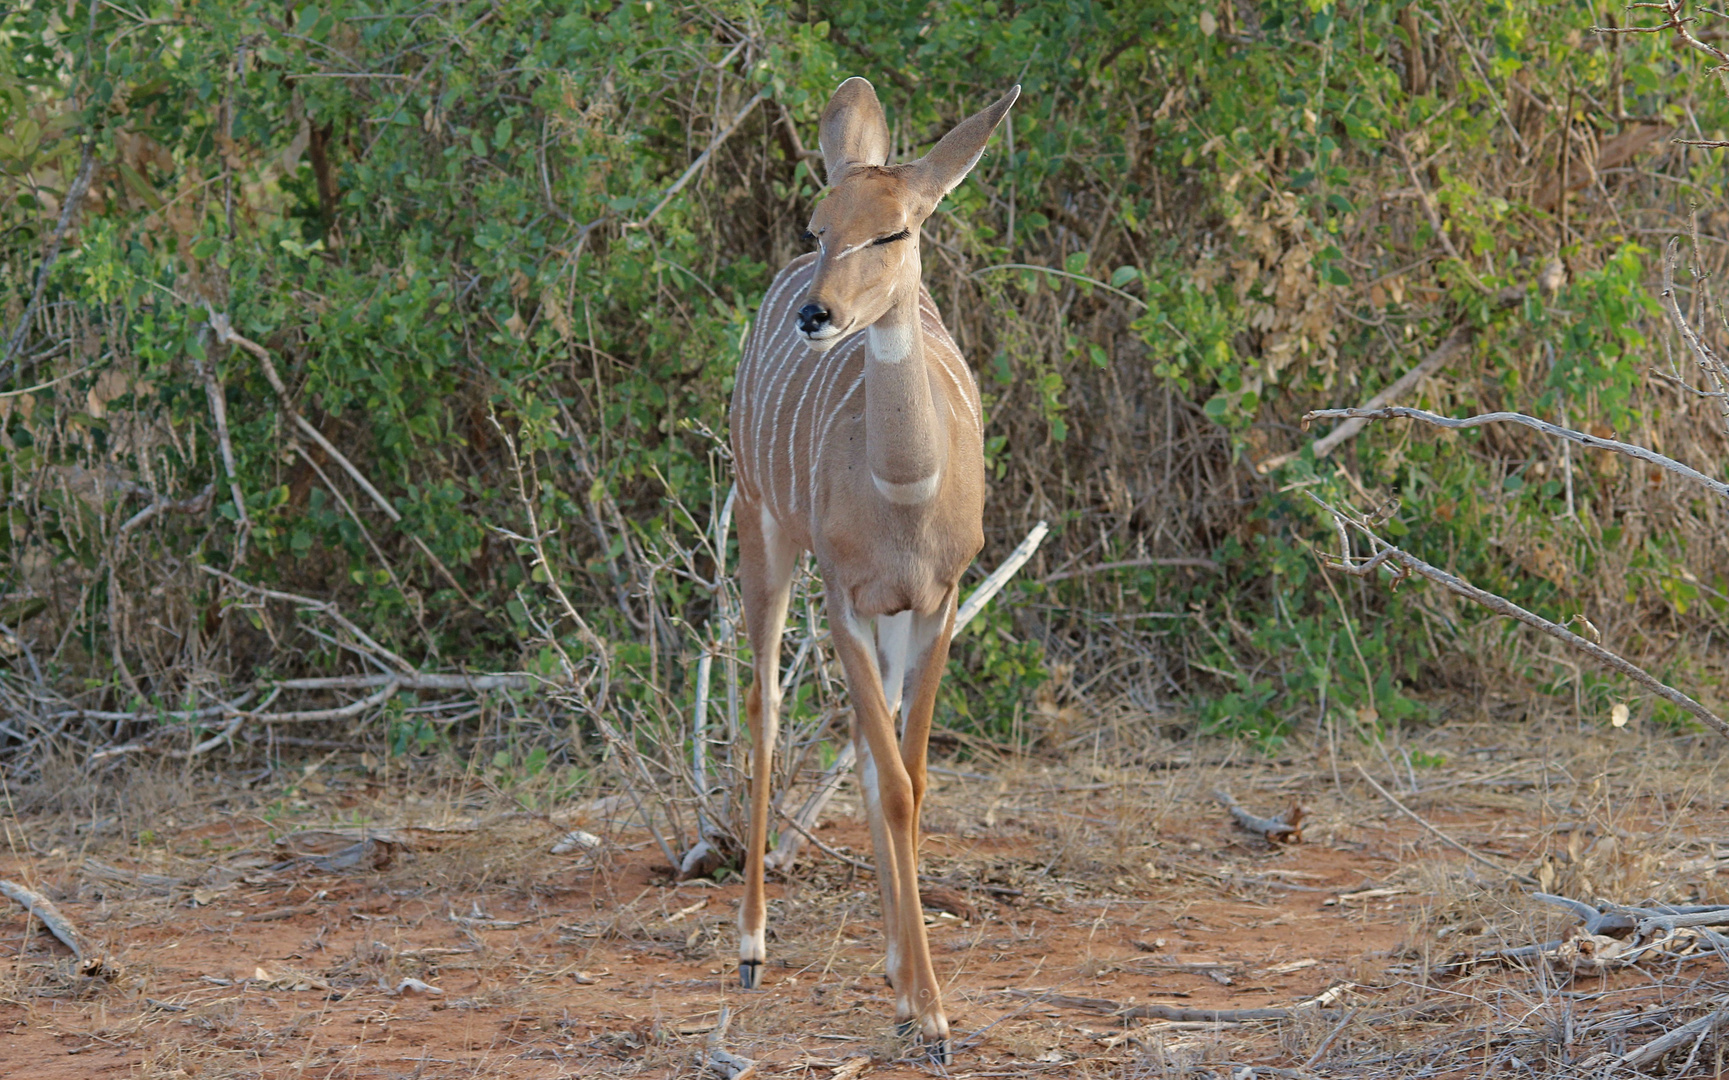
[751,263,817,517]
[736,268,982,529]
[789,334,859,513]
[737,261,813,501]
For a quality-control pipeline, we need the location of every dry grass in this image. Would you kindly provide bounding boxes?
[2,708,1728,1078]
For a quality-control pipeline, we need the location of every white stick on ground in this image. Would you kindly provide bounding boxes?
[698,1006,758,1080]
[0,879,87,959]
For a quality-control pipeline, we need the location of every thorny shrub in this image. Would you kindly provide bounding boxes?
[0,0,1725,774]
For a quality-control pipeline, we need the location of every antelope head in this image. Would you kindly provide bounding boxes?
[795,78,1020,352]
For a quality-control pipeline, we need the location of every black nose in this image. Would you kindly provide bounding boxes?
[797,303,831,335]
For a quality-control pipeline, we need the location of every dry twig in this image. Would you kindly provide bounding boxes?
[1300,405,1729,503]
[0,879,88,959]
[698,1007,758,1080]
[1353,763,1538,885]
[1309,495,1729,740]
[204,308,477,605]
[1261,329,1473,473]
[1213,789,1304,843]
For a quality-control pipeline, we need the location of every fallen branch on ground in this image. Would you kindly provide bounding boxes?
[1004,983,1354,1024]
[697,1007,757,1080]
[1618,1004,1729,1071]
[1438,895,1729,976]
[1214,789,1304,843]
[1,879,88,959]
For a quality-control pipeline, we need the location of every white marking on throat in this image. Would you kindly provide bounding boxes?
[872,470,941,505]
[867,321,915,364]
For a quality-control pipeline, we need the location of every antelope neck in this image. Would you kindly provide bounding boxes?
[863,288,946,505]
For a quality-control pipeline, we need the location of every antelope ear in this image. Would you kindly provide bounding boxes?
[907,85,1020,203]
[819,77,892,186]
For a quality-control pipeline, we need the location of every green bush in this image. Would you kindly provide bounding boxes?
[1,0,1725,751]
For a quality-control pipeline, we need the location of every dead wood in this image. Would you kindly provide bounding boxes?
[698,1006,758,1080]
[1440,895,1727,975]
[1006,988,1473,1028]
[1618,1003,1729,1070]
[1314,501,1729,741]
[206,309,477,607]
[3,135,96,374]
[828,1059,871,1080]
[274,830,404,873]
[1259,329,1473,473]
[81,858,184,893]
[1214,788,1304,843]
[0,879,88,959]
[1301,405,1729,503]
[1531,892,1637,937]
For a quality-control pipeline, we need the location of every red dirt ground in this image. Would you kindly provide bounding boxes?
[3,735,1726,1078]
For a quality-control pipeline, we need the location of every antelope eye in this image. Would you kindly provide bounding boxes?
[873,229,912,246]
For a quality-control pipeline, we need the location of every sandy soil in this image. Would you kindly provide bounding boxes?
[3,726,1727,1078]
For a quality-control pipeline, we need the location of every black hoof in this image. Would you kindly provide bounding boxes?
[738,960,762,989]
[927,1037,951,1066]
[894,1022,951,1065]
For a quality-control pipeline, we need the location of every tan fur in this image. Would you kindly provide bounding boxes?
[728,77,1019,1061]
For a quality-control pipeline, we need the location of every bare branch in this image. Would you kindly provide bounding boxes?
[1214,789,1304,843]
[1260,330,1472,473]
[2,139,96,375]
[204,309,479,606]
[1300,405,1729,502]
[1307,494,1729,740]
[1353,764,1538,885]
[199,565,416,673]
[628,92,766,231]
[1593,0,1729,67]
[955,520,1048,631]
[1663,238,1729,435]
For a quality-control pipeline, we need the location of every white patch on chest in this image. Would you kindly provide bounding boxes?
[866,321,914,364]
[872,470,941,504]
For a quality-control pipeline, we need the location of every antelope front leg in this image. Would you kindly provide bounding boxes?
[736,504,797,990]
[898,590,957,838]
[830,596,949,1060]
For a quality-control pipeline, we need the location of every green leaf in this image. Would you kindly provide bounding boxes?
[117,162,162,210]
[1063,251,1088,275]
[1110,265,1140,287]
